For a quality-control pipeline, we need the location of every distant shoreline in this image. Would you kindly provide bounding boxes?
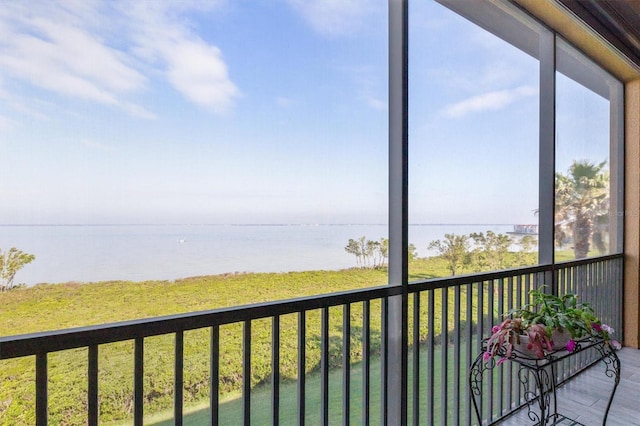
[3,223,518,286]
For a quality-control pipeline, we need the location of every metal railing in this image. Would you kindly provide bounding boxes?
[0,254,623,425]
[408,253,623,425]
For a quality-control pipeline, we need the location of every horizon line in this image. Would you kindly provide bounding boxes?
[0,222,523,227]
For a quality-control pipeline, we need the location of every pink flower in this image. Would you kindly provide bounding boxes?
[592,323,602,333]
[610,340,622,350]
[483,351,492,361]
[602,324,614,334]
[496,357,508,366]
[492,325,501,333]
[566,340,576,352]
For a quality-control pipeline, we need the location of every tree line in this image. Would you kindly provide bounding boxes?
[428,231,536,276]
[346,159,611,273]
[344,236,417,269]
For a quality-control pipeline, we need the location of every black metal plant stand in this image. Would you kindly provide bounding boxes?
[469,337,621,426]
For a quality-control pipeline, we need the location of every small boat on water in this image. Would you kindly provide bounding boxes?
[507,224,538,235]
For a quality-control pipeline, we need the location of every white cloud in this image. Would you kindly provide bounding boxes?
[31,18,144,93]
[124,2,239,113]
[0,0,237,117]
[164,41,238,112]
[443,85,537,118]
[429,62,525,95]
[0,2,153,118]
[121,102,157,120]
[364,96,386,111]
[276,97,295,107]
[81,138,112,151]
[0,115,11,131]
[348,65,386,111]
[287,0,375,36]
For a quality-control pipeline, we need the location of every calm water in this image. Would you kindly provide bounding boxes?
[1,224,514,286]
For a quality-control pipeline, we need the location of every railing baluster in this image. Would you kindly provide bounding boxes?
[487,281,493,421]
[476,282,484,421]
[590,261,597,367]
[412,292,420,426]
[453,285,461,426]
[272,315,280,426]
[381,298,388,426]
[465,283,473,426]
[576,263,585,368]
[36,352,47,426]
[243,320,251,426]
[568,264,575,378]
[211,325,220,426]
[521,270,528,400]
[603,259,608,322]
[427,290,434,425]
[441,288,448,425]
[604,260,611,325]
[506,277,513,412]
[497,278,504,417]
[615,258,621,331]
[558,265,568,380]
[617,257,624,334]
[343,303,351,426]
[175,331,184,426]
[362,300,370,426]
[298,311,306,426]
[603,259,609,322]
[134,337,144,426]
[321,307,330,426]
[88,345,98,426]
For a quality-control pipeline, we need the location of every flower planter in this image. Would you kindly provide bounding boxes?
[484,286,619,365]
[551,328,572,350]
[514,334,535,356]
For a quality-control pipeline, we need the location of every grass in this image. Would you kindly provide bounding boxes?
[145,340,477,426]
[146,346,386,426]
[0,268,393,424]
[0,251,574,424]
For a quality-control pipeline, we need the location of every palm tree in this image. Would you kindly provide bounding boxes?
[555,160,609,258]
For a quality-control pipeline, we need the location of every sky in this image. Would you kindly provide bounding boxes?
[0,0,612,226]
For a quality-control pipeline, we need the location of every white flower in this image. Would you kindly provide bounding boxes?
[602,324,615,334]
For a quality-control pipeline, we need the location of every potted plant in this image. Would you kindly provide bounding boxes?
[484,286,620,363]
[483,318,526,365]
[484,318,553,364]
[514,286,598,348]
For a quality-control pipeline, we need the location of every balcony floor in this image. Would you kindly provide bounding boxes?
[500,347,640,426]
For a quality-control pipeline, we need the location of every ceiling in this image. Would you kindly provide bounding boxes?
[556,0,640,67]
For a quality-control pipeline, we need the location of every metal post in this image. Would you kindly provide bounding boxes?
[539,29,556,292]
[388,0,409,424]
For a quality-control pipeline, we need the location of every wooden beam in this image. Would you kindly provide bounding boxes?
[624,79,640,348]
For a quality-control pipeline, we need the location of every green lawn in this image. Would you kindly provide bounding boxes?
[145,340,477,426]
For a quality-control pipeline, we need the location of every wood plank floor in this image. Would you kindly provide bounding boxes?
[499,347,640,425]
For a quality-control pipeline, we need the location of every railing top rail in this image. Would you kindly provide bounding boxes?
[554,252,623,268]
[0,284,400,360]
[408,253,623,292]
[408,263,549,292]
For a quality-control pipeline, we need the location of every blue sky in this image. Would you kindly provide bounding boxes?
[0,0,610,225]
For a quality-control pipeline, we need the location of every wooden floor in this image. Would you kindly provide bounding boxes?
[500,347,640,426]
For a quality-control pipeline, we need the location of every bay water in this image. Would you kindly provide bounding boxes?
[1,224,514,286]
